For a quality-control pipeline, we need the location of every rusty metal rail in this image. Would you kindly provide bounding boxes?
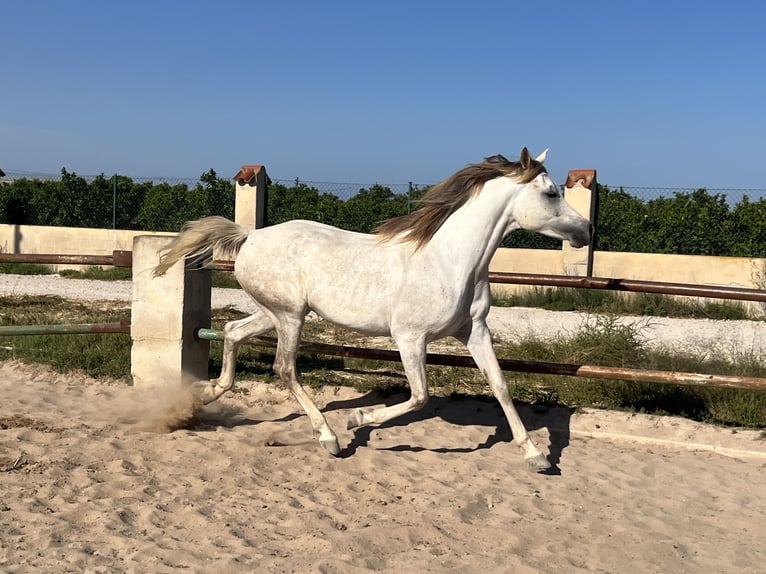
[488,272,766,303]
[0,250,133,268]
[1,252,763,304]
[208,260,766,303]
[207,260,234,271]
[194,329,766,392]
[0,252,131,339]
[0,252,132,337]
[2,250,766,392]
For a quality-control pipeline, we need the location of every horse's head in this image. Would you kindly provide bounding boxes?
[505,148,592,248]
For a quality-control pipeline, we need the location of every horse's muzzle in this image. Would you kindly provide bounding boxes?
[569,223,593,249]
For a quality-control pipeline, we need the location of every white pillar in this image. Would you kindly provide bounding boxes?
[562,169,597,277]
[130,235,211,388]
[233,164,269,229]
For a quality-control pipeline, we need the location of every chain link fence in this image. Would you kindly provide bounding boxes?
[613,186,765,205]
[595,185,766,256]
[0,169,229,232]
[1,169,765,254]
[1,169,201,188]
[271,178,413,201]
[257,180,766,252]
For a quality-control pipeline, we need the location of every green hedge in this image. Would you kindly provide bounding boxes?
[0,169,233,232]
[2,170,765,256]
[595,185,766,256]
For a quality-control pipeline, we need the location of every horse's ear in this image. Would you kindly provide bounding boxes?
[534,148,549,163]
[485,154,509,164]
[519,147,531,169]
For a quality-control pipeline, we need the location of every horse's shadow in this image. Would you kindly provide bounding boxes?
[324,391,572,473]
[191,389,573,474]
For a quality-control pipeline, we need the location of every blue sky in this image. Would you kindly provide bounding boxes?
[2,1,765,190]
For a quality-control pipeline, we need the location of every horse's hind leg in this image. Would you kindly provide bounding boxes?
[194,311,274,404]
[347,335,429,429]
[272,315,341,456]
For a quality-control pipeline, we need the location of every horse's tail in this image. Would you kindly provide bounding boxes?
[153,216,250,277]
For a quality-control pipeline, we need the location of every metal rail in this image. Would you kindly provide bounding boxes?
[0,251,133,267]
[2,251,766,392]
[1,252,763,303]
[207,260,766,303]
[194,329,766,392]
[487,272,766,303]
[0,321,130,336]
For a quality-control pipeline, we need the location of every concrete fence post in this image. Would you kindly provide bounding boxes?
[562,169,598,277]
[130,235,211,388]
[233,165,269,229]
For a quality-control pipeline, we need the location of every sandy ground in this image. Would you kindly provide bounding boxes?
[2,274,766,572]
[1,360,766,573]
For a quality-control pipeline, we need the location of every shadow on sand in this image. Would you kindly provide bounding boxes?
[190,388,574,474]
[325,391,573,474]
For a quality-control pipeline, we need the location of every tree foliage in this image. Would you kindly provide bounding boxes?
[594,185,756,256]
[266,182,414,232]
[266,181,344,227]
[0,169,235,232]
[727,196,766,257]
[1,170,765,256]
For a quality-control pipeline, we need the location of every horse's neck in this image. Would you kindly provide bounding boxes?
[429,180,516,277]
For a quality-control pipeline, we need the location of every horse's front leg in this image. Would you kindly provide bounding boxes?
[347,335,429,428]
[460,321,551,472]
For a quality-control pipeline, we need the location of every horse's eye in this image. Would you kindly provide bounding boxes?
[545,189,559,199]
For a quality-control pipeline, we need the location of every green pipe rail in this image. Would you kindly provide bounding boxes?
[2,251,766,391]
[194,329,766,392]
[0,321,130,336]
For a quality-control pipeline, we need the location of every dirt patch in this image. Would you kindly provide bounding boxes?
[0,415,61,433]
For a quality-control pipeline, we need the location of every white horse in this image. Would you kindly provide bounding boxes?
[154,147,591,471]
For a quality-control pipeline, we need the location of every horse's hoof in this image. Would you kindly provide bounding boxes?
[526,453,552,473]
[320,437,341,456]
[346,409,364,430]
[190,382,216,406]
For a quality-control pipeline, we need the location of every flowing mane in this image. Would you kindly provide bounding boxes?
[374,149,547,249]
